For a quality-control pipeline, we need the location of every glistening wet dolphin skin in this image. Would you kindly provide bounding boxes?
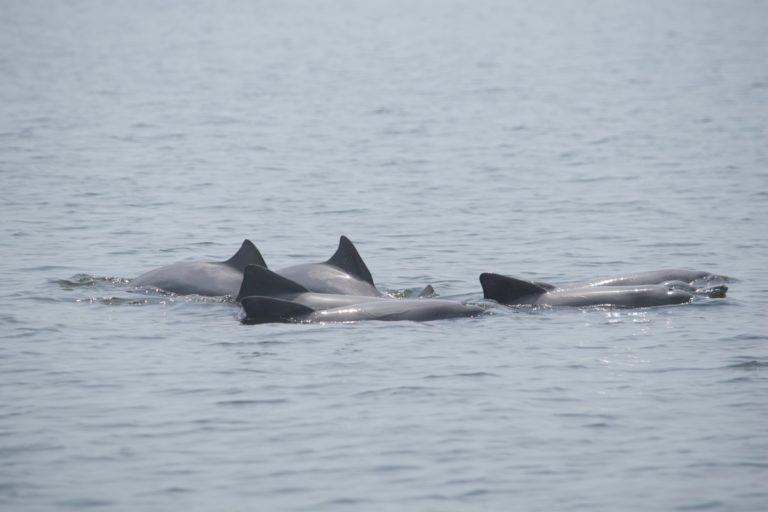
[578,269,729,287]
[275,236,385,297]
[131,240,266,297]
[241,296,483,324]
[480,273,696,308]
[236,264,388,309]
[526,269,729,298]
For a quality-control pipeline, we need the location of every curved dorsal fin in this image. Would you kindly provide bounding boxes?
[479,273,548,305]
[418,284,435,298]
[224,240,267,271]
[241,296,314,324]
[325,236,375,286]
[236,264,309,302]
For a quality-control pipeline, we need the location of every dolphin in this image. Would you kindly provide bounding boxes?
[131,240,266,297]
[577,269,729,287]
[480,273,696,308]
[274,236,385,297]
[236,264,388,309]
[526,269,728,298]
[241,296,483,324]
[130,235,385,298]
[237,264,482,323]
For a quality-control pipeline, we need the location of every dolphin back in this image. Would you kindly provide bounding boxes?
[236,265,309,302]
[325,236,375,286]
[241,296,314,324]
[585,269,722,287]
[480,273,548,305]
[224,240,267,271]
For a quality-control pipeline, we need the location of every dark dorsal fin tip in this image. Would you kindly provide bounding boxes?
[325,235,375,286]
[418,284,435,298]
[479,273,548,305]
[236,264,309,302]
[241,296,315,324]
[532,280,557,292]
[225,240,267,271]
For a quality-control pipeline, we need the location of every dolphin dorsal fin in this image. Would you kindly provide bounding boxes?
[325,236,375,286]
[241,296,314,324]
[479,273,548,305]
[532,280,557,292]
[418,284,435,298]
[225,240,267,271]
[236,265,309,302]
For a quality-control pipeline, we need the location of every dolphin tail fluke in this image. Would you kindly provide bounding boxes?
[225,240,267,271]
[236,265,309,302]
[479,273,548,305]
[241,296,314,324]
[326,235,375,286]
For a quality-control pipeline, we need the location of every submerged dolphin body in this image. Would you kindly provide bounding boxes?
[275,236,385,297]
[241,296,483,324]
[131,240,266,297]
[480,273,696,308]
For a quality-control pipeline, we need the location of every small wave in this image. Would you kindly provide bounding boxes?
[728,334,767,342]
[389,285,437,298]
[675,500,724,511]
[217,399,288,406]
[693,274,736,284]
[73,293,235,306]
[75,296,171,306]
[355,386,437,398]
[424,372,498,379]
[55,498,115,508]
[724,359,767,370]
[54,274,130,289]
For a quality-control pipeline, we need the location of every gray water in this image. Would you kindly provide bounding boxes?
[2,0,767,510]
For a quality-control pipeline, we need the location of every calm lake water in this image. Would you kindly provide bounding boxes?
[2,0,767,510]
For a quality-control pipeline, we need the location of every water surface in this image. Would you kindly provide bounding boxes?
[1,1,767,510]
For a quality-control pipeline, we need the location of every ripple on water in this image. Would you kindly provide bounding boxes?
[52,275,131,289]
[724,358,768,370]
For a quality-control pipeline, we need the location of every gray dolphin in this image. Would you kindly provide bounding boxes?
[236,264,388,309]
[480,273,696,308]
[241,296,483,324]
[131,236,384,298]
[275,236,385,297]
[237,264,481,323]
[578,269,729,288]
[131,240,265,297]
[528,269,728,298]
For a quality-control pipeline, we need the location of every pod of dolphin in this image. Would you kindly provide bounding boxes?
[130,236,730,324]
